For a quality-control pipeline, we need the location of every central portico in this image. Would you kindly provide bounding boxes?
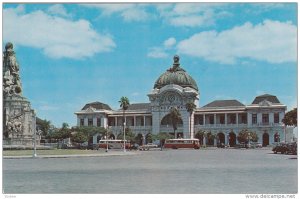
[148,55,199,138]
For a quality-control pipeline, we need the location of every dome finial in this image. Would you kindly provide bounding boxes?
[172,55,180,70]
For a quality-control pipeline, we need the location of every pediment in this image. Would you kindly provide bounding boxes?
[85,106,96,113]
[259,99,272,107]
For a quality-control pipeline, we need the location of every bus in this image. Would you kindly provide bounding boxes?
[99,139,131,149]
[164,138,200,149]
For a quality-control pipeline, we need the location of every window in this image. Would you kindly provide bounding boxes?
[241,115,247,124]
[80,119,84,126]
[252,114,257,124]
[88,118,93,126]
[199,115,204,125]
[220,115,225,124]
[262,114,269,124]
[97,118,101,127]
[274,113,279,123]
[209,115,214,124]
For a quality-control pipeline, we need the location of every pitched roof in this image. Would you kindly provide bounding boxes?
[82,101,112,110]
[202,100,245,108]
[127,103,151,110]
[252,94,281,104]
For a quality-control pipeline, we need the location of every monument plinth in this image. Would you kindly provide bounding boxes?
[3,42,36,145]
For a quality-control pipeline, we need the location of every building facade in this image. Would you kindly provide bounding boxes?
[75,56,288,146]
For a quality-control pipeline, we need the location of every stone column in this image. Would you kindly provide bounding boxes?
[93,117,97,126]
[214,114,217,127]
[203,114,206,126]
[143,116,146,126]
[236,113,238,125]
[247,112,252,127]
[225,133,229,145]
[84,117,88,126]
[258,113,262,125]
[269,112,274,125]
[191,113,195,139]
[225,113,228,126]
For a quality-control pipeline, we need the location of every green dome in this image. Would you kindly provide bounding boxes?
[154,56,199,91]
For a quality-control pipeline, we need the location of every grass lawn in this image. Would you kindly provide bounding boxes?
[3,149,102,156]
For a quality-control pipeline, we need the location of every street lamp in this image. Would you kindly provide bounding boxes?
[33,130,37,157]
[106,125,109,152]
[248,132,251,149]
[123,122,126,152]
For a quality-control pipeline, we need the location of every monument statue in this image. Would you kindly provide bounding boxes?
[3,42,36,145]
[3,42,22,96]
[168,55,186,72]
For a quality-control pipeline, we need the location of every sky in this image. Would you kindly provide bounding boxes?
[2,3,298,127]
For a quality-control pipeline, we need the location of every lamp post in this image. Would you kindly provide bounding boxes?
[123,122,126,152]
[32,125,37,158]
[106,125,109,152]
[248,132,251,149]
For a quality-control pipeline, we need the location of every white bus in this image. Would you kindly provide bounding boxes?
[99,139,131,149]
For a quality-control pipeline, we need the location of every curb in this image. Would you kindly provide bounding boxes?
[3,151,141,159]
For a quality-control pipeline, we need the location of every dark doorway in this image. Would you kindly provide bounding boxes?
[263,133,269,147]
[229,132,236,147]
[217,132,225,145]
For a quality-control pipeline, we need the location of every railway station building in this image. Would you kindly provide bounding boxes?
[75,56,289,147]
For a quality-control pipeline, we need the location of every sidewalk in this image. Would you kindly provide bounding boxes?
[3,151,141,159]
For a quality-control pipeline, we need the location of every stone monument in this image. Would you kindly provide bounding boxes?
[3,42,36,145]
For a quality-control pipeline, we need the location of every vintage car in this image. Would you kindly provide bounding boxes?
[139,143,158,151]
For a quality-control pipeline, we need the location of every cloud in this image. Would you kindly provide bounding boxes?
[82,4,151,22]
[47,4,70,18]
[148,37,177,58]
[147,47,168,58]
[3,6,116,59]
[156,3,226,27]
[177,20,297,64]
[163,37,176,48]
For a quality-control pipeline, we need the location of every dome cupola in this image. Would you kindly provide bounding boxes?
[154,55,198,91]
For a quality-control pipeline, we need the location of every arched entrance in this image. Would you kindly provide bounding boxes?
[136,133,143,145]
[160,113,183,138]
[274,132,280,143]
[262,133,269,147]
[161,113,183,125]
[229,132,236,147]
[217,132,225,146]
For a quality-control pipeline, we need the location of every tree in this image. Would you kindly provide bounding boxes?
[282,108,297,126]
[71,131,88,144]
[206,132,215,145]
[153,132,173,147]
[60,123,71,140]
[237,129,258,144]
[37,118,51,137]
[185,102,196,138]
[119,96,130,142]
[195,130,205,145]
[169,107,181,138]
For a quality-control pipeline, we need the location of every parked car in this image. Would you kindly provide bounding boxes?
[272,143,289,154]
[139,143,158,151]
[286,142,297,155]
[250,142,262,148]
[130,143,139,150]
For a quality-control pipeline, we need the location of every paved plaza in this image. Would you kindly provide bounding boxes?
[3,148,297,194]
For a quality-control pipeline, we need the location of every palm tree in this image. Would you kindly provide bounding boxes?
[169,107,181,138]
[119,96,130,151]
[185,102,196,138]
